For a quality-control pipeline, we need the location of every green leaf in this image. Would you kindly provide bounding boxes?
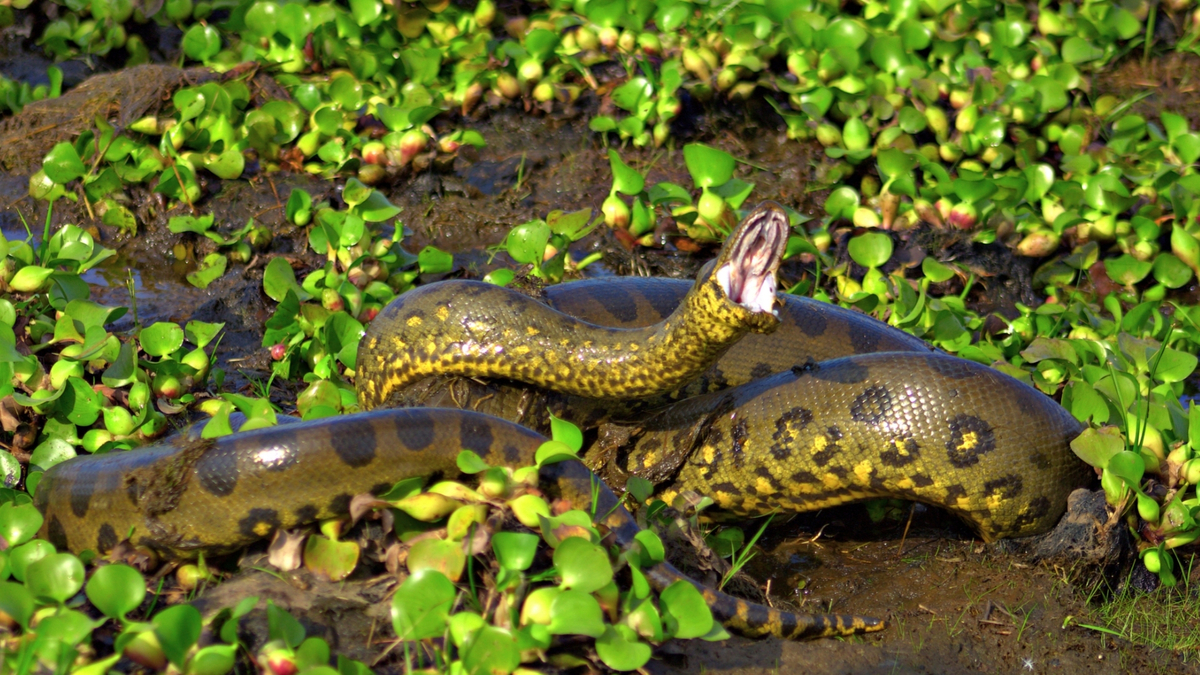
[0,582,34,630]
[417,246,453,274]
[1061,36,1104,64]
[659,580,713,639]
[456,450,489,474]
[86,564,146,620]
[546,589,605,637]
[1069,426,1124,469]
[182,23,220,61]
[608,149,645,196]
[683,143,736,189]
[460,625,520,675]
[391,569,457,640]
[140,322,184,357]
[554,536,613,593]
[847,232,893,268]
[263,257,309,302]
[492,532,539,571]
[1153,347,1198,383]
[349,0,381,25]
[824,186,859,219]
[1107,450,1145,487]
[505,220,551,266]
[267,600,306,648]
[1103,254,1153,286]
[548,412,583,452]
[153,604,203,668]
[186,253,227,289]
[26,552,86,604]
[355,191,402,222]
[0,502,44,548]
[595,625,652,671]
[42,142,86,183]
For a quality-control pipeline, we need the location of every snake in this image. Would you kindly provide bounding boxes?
[33,201,1091,640]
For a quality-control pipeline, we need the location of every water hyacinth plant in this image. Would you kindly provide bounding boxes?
[2,0,1200,668]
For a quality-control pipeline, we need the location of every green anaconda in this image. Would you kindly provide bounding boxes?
[34,200,1091,640]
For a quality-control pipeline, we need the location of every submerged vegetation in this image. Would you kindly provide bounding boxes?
[2,0,1200,670]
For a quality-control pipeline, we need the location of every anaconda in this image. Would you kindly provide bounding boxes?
[33,200,1090,639]
[37,202,887,639]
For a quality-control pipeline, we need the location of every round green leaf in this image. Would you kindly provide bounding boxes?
[847,232,893,268]
[0,582,34,629]
[42,142,86,184]
[823,186,859,220]
[303,534,360,582]
[0,502,44,548]
[506,221,552,265]
[140,322,184,357]
[460,625,520,675]
[659,580,713,639]
[181,24,220,61]
[554,536,613,593]
[1107,450,1145,486]
[417,246,453,274]
[596,625,652,671]
[546,589,605,637]
[1152,253,1193,289]
[86,564,146,620]
[1103,254,1153,286]
[10,540,54,582]
[153,604,203,668]
[391,569,457,640]
[26,552,86,604]
[492,532,539,571]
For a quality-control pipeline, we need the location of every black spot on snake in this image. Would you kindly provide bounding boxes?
[294,504,319,522]
[750,362,775,379]
[237,508,281,539]
[770,406,813,461]
[790,469,818,484]
[983,475,1023,499]
[46,516,67,549]
[788,300,827,337]
[1012,496,1052,530]
[910,474,935,488]
[945,414,997,468]
[1029,450,1051,469]
[598,285,637,322]
[943,484,968,505]
[97,524,118,552]
[753,466,786,491]
[69,483,91,518]
[849,327,880,354]
[331,426,377,468]
[459,414,494,455]
[196,446,239,497]
[927,354,976,380]
[397,408,435,451]
[879,437,920,468]
[328,493,353,515]
[850,386,893,425]
[644,286,683,319]
[730,419,750,469]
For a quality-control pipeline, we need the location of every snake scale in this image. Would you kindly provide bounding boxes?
[35,202,1091,639]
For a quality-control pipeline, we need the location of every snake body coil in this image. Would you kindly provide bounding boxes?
[35,201,1090,639]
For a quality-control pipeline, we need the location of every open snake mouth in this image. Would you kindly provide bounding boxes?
[716,202,788,316]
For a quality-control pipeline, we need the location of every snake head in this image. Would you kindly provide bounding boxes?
[712,201,788,330]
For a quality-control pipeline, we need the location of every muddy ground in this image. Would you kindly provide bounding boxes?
[2,31,1200,674]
